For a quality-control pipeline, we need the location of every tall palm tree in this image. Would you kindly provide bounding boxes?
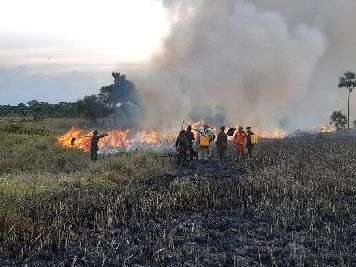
[338,71,356,130]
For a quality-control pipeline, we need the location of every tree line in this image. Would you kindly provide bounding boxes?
[0,72,142,128]
[2,70,355,130]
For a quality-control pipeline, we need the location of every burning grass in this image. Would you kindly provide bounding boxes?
[0,125,355,266]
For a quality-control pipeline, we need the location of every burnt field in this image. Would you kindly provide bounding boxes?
[0,125,355,266]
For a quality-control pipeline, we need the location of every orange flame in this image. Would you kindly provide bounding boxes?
[319,124,335,133]
[255,129,287,139]
[57,123,291,152]
[56,128,129,152]
[100,129,130,149]
[57,128,178,151]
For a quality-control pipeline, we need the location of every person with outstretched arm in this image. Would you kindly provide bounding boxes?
[90,130,108,161]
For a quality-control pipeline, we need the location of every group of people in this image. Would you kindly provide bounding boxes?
[89,124,256,164]
[175,124,256,165]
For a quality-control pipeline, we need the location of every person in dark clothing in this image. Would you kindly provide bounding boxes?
[175,130,188,165]
[216,126,228,165]
[186,125,198,161]
[91,130,108,161]
[246,127,255,158]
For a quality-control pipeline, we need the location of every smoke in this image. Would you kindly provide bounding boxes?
[136,0,327,130]
[248,0,356,127]
[189,105,227,126]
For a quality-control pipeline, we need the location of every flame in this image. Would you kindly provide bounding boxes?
[57,128,177,151]
[56,128,130,152]
[319,124,335,133]
[57,123,291,152]
[57,128,92,151]
[255,129,287,139]
[100,129,130,149]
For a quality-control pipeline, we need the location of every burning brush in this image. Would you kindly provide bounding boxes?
[70,136,92,146]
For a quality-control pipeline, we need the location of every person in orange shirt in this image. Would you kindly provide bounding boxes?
[233,126,247,161]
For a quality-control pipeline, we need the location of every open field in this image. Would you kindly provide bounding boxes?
[0,121,355,266]
[0,117,85,134]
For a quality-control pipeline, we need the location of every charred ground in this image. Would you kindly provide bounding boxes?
[0,123,355,266]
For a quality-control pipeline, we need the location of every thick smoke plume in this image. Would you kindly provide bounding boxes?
[137,0,327,130]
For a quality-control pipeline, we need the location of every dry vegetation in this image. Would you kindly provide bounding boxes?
[0,121,355,266]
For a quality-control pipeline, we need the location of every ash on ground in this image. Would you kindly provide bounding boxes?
[3,134,356,267]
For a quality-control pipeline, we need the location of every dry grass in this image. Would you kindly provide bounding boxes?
[0,117,84,134]
[0,123,355,265]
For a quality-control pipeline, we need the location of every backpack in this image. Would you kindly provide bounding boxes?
[200,135,210,148]
[251,134,258,145]
[227,128,236,136]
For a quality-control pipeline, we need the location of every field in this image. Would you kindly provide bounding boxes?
[0,119,355,266]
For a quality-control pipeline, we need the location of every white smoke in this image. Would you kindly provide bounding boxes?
[136,0,327,130]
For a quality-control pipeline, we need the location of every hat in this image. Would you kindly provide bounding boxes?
[220,125,226,130]
[246,126,251,130]
[204,123,210,128]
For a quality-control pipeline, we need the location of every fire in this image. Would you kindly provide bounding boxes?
[57,128,92,151]
[100,129,130,148]
[57,123,290,153]
[271,129,287,139]
[319,124,335,133]
[255,129,287,139]
[137,130,161,144]
[57,128,176,152]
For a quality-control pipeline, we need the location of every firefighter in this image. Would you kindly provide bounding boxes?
[175,129,188,165]
[196,123,210,160]
[216,126,228,165]
[233,126,247,161]
[246,126,255,158]
[207,127,216,158]
[90,130,108,161]
[186,125,197,161]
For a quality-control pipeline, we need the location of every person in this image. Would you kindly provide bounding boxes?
[233,126,246,161]
[186,125,198,161]
[175,129,188,165]
[196,123,210,160]
[90,130,108,161]
[207,127,216,158]
[216,126,228,165]
[246,126,255,158]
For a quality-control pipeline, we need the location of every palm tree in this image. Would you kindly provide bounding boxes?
[338,71,356,130]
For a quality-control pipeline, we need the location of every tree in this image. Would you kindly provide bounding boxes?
[338,71,356,130]
[330,110,347,130]
[17,103,28,120]
[98,72,142,128]
[77,95,111,126]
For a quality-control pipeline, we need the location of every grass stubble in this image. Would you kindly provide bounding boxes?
[0,122,355,266]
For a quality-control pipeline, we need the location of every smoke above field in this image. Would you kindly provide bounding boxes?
[137,0,330,130]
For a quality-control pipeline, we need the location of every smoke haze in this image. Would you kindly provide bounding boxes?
[137,0,355,130]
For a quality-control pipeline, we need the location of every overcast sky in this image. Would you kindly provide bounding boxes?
[0,0,168,104]
[1,0,356,129]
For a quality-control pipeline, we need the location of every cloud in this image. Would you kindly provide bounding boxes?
[0,66,100,105]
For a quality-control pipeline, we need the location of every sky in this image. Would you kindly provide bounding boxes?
[1,0,356,129]
[0,0,168,104]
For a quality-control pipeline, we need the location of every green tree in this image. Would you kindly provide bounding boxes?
[17,103,28,120]
[330,110,347,130]
[338,71,356,130]
[98,72,142,128]
[77,95,111,126]
[27,100,45,121]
